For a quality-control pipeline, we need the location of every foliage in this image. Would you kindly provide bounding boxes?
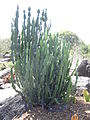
[85,44,90,58]
[59,31,79,47]
[87,44,90,53]
[11,6,77,107]
[83,89,90,102]
[80,41,88,54]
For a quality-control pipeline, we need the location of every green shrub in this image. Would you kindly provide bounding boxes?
[11,6,77,107]
[81,42,88,54]
[59,31,79,47]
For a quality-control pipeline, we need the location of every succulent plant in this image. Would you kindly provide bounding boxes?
[11,6,77,107]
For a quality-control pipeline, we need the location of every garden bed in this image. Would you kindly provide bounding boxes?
[13,97,90,120]
[0,93,89,120]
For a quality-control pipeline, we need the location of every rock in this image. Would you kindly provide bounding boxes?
[3,53,11,59]
[0,68,11,78]
[0,83,17,102]
[1,83,11,89]
[0,58,11,63]
[0,86,4,89]
[0,94,27,120]
[72,76,90,96]
[76,59,90,77]
[0,79,4,84]
[86,83,90,93]
[0,79,4,89]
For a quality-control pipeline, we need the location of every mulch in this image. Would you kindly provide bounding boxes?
[13,97,90,120]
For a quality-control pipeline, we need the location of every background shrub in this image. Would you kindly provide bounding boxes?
[80,41,88,54]
[59,31,80,47]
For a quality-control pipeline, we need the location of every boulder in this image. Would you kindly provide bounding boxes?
[76,60,90,77]
[86,83,90,93]
[0,94,27,120]
[0,68,11,78]
[3,53,11,59]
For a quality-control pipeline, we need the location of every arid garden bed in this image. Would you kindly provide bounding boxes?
[0,93,90,120]
[13,96,90,120]
[0,68,90,120]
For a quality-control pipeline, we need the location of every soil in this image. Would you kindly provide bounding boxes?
[13,97,90,120]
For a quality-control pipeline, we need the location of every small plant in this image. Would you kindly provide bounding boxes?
[83,89,90,102]
[11,6,77,107]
